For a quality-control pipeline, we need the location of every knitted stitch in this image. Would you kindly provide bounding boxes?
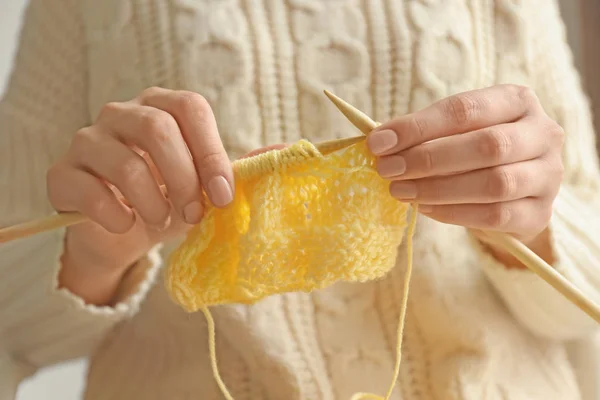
[166,140,410,310]
[166,139,417,399]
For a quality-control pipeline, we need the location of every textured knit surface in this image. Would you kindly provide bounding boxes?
[167,140,410,310]
[165,139,415,399]
[3,1,600,400]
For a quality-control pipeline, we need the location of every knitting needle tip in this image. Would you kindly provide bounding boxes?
[323,90,377,135]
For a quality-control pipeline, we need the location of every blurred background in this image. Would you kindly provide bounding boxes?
[0,1,598,399]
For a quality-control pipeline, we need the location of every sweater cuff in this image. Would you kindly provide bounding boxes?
[1,226,162,369]
[474,186,600,341]
[54,231,163,316]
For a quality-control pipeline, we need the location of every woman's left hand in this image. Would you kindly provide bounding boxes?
[369,84,565,244]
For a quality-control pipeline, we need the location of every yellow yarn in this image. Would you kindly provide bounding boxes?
[165,139,417,399]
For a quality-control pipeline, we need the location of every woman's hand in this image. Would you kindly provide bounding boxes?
[47,87,234,304]
[369,84,565,247]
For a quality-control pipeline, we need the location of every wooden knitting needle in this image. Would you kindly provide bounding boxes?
[0,135,366,245]
[324,89,600,325]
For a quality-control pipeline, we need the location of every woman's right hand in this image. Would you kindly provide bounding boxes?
[46,87,234,305]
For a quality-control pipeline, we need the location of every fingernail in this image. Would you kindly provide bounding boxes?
[208,176,233,207]
[377,155,407,178]
[390,181,417,199]
[152,214,171,232]
[419,205,433,214]
[183,201,204,224]
[368,129,398,155]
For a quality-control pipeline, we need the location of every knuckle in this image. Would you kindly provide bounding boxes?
[479,129,511,163]
[445,94,479,125]
[514,85,539,106]
[419,146,435,174]
[175,91,210,115]
[409,116,428,140]
[71,127,94,147]
[199,149,225,170]
[486,203,512,229]
[138,110,174,144]
[70,127,100,157]
[140,86,163,99]
[487,168,517,199]
[97,101,123,120]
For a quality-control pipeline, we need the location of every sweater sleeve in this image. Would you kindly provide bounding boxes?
[476,0,600,341]
[0,0,161,393]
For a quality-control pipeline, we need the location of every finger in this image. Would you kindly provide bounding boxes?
[96,101,203,224]
[368,84,544,155]
[137,147,166,187]
[389,160,552,205]
[417,197,551,237]
[138,87,234,208]
[47,164,136,234]
[69,127,171,229]
[377,118,549,180]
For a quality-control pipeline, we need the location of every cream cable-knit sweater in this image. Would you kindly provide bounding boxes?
[2,1,600,399]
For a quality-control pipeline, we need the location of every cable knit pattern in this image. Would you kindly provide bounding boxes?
[292,0,371,142]
[2,1,600,399]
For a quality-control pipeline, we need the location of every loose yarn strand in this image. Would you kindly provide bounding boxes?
[384,202,418,398]
[201,306,234,400]
[351,203,418,400]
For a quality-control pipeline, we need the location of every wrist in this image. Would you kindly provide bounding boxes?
[57,231,138,306]
[58,250,128,306]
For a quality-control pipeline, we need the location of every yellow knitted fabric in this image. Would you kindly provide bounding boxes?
[165,139,416,399]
